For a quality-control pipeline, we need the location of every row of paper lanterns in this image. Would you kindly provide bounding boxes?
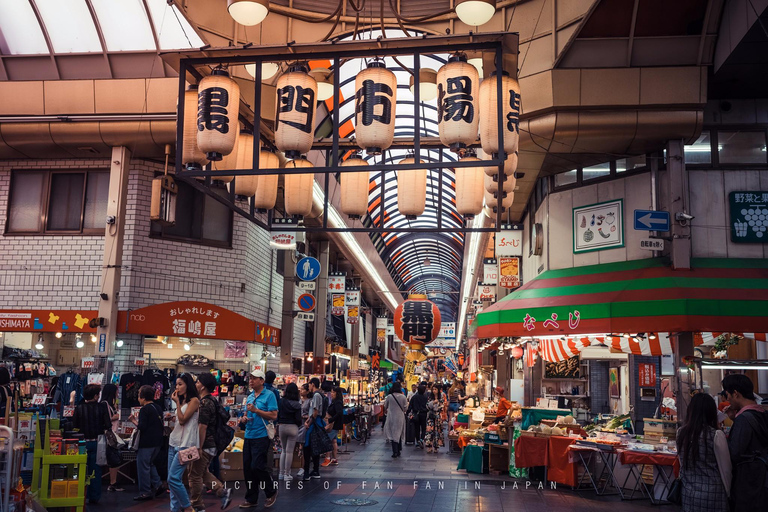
[183,54,521,219]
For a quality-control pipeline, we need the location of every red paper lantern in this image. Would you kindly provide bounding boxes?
[394,294,442,351]
[510,346,524,359]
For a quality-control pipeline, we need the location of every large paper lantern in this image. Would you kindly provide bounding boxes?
[510,345,524,359]
[197,68,240,161]
[484,151,518,177]
[340,155,370,219]
[275,65,317,159]
[394,294,442,353]
[397,157,426,219]
[455,154,484,217]
[484,171,515,195]
[284,157,314,217]
[478,71,521,157]
[484,176,514,211]
[231,132,257,196]
[181,85,208,170]
[437,54,479,152]
[253,149,280,209]
[211,127,239,183]
[354,61,397,155]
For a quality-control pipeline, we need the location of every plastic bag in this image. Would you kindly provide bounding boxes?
[96,435,107,465]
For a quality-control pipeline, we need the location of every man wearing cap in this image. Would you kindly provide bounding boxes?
[238,370,278,509]
[494,386,513,424]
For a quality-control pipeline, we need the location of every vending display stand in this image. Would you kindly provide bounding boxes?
[31,418,87,511]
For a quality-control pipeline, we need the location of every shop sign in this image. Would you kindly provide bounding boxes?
[498,257,521,289]
[483,259,498,283]
[117,301,279,346]
[573,199,624,253]
[729,191,768,243]
[347,306,359,324]
[224,341,247,358]
[428,338,456,349]
[270,231,297,250]
[639,363,656,387]
[639,238,664,251]
[478,284,496,301]
[496,225,524,257]
[345,289,361,307]
[349,369,366,379]
[386,325,395,336]
[369,350,381,369]
[331,294,345,316]
[438,322,456,339]
[81,357,95,369]
[328,273,346,293]
[376,328,387,343]
[134,358,146,367]
[376,317,387,329]
[0,310,99,332]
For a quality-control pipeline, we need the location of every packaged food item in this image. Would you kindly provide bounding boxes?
[49,437,63,455]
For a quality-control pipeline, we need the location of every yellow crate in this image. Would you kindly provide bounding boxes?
[50,480,68,499]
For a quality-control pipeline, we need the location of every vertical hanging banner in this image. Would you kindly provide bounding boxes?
[345,288,361,307]
[496,224,524,257]
[498,256,521,289]
[328,272,346,293]
[347,306,360,324]
[331,294,345,316]
[483,258,498,284]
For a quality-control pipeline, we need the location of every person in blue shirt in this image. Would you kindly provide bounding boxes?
[238,370,278,509]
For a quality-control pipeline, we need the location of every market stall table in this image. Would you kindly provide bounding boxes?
[513,435,548,468]
[457,444,487,474]
[618,449,680,505]
[521,408,572,430]
[546,436,580,487]
[567,443,622,496]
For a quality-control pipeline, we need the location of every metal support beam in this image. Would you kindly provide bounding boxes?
[279,250,296,375]
[665,140,692,269]
[314,241,330,366]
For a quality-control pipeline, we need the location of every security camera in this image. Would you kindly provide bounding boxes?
[675,212,695,221]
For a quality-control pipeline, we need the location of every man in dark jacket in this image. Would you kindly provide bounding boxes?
[722,374,768,511]
[406,385,429,448]
[73,384,111,505]
[129,385,165,501]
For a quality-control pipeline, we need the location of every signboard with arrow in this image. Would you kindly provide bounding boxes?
[634,209,670,232]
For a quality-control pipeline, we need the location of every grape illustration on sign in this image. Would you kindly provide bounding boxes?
[730,191,768,243]
[296,257,321,281]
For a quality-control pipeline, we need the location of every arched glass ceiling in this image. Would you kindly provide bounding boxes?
[0,0,204,56]
[322,29,467,322]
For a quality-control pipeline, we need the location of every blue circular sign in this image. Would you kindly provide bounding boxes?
[296,257,321,281]
[297,293,316,312]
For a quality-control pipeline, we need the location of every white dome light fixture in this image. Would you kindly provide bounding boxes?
[55,332,63,339]
[455,0,496,27]
[35,334,44,351]
[227,0,269,26]
[309,68,335,101]
[116,339,124,348]
[409,69,438,102]
[75,334,84,349]
[244,62,279,81]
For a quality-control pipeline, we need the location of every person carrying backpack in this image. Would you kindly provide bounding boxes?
[721,374,768,512]
[190,373,233,511]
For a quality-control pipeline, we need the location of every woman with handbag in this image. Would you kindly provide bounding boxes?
[100,383,124,492]
[383,383,407,458]
[73,384,112,505]
[676,392,731,512]
[167,373,200,512]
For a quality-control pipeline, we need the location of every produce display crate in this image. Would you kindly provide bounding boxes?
[488,444,510,474]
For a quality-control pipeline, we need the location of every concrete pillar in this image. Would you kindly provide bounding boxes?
[664,140,692,270]
[279,250,295,375]
[96,146,131,379]
[313,241,330,373]
[673,332,695,422]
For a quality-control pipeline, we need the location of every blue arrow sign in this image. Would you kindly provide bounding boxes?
[296,257,321,281]
[633,210,670,232]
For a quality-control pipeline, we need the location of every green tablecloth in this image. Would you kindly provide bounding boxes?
[521,408,572,429]
[508,428,528,478]
[457,444,487,474]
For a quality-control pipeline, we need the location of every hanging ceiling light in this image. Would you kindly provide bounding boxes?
[184,342,191,351]
[91,334,97,343]
[35,334,44,351]
[423,257,432,266]
[649,333,657,340]
[116,339,124,348]
[340,154,370,219]
[55,332,62,339]
[455,0,496,27]
[244,62,279,80]
[309,68,334,101]
[227,0,269,26]
[409,69,438,102]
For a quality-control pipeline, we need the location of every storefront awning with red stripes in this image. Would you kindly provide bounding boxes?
[476,258,768,340]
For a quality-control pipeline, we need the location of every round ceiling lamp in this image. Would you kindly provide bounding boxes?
[244,62,279,80]
[309,68,334,101]
[409,69,438,101]
[455,0,496,27]
[227,0,270,26]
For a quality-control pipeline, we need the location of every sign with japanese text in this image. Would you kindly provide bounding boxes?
[729,191,768,243]
[376,317,388,329]
[438,322,456,340]
[394,298,441,348]
[377,328,387,343]
[478,284,496,301]
[483,259,498,283]
[224,341,247,359]
[328,273,346,293]
[345,289,361,307]
[270,231,297,250]
[347,306,359,324]
[331,294,345,316]
[498,257,521,289]
[117,301,279,346]
[495,226,523,257]
[573,199,624,253]
[297,312,315,322]
[639,238,664,251]
[639,363,656,387]
[0,310,99,332]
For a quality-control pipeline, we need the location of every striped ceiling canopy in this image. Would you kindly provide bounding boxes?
[476,258,768,340]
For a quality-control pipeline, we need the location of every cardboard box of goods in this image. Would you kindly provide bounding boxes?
[219,451,243,471]
[67,480,80,498]
[219,469,244,482]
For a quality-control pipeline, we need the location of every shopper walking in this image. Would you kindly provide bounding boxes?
[407,385,428,449]
[277,383,302,481]
[100,383,123,492]
[424,384,445,453]
[383,383,407,458]
[239,369,278,509]
[721,374,768,511]
[129,385,165,501]
[168,373,200,512]
[324,387,344,466]
[302,378,325,480]
[73,383,111,505]
[190,373,232,511]
[676,392,731,512]
[320,381,334,467]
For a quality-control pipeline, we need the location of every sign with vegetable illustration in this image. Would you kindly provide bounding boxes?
[573,199,624,253]
[729,191,768,243]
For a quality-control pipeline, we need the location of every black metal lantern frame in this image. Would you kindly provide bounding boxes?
[170,32,518,234]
